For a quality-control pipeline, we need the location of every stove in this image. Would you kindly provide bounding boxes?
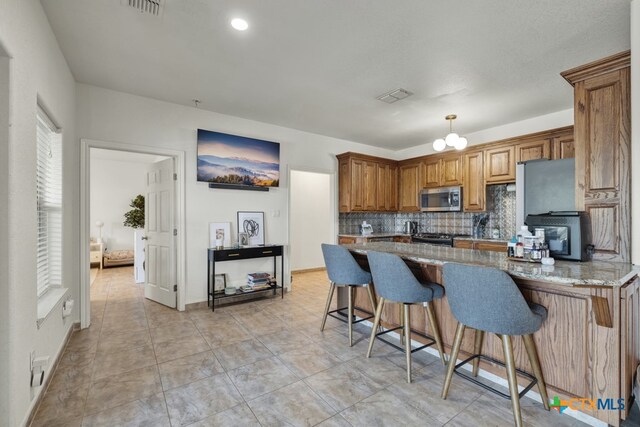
[412,233,471,247]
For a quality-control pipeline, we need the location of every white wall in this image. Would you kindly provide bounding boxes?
[76,83,397,302]
[394,109,574,160]
[290,170,333,271]
[631,0,639,265]
[0,1,77,426]
[0,50,11,425]
[90,156,151,251]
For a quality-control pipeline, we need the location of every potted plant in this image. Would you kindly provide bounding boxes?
[123,194,145,229]
[124,194,145,283]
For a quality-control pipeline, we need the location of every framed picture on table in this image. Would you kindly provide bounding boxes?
[209,222,231,248]
[237,211,265,246]
[214,274,226,293]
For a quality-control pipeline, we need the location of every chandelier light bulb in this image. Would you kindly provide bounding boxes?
[445,132,459,147]
[454,136,468,150]
[433,138,446,152]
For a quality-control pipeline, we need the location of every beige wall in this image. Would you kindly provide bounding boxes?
[290,170,334,270]
[0,1,77,425]
[0,50,10,425]
[631,0,639,265]
[76,84,397,299]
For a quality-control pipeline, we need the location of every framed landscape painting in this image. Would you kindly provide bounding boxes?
[197,129,280,188]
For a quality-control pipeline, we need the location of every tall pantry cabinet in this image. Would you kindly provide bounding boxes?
[561,51,631,262]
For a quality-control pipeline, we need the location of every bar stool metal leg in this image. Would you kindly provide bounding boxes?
[472,329,484,376]
[398,304,405,345]
[502,334,523,427]
[442,322,466,399]
[403,304,412,383]
[348,286,354,347]
[320,282,336,331]
[523,334,550,410]
[367,297,385,358]
[425,302,446,365]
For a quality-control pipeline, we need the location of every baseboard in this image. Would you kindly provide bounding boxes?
[185,301,209,311]
[23,321,78,427]
[291,267,326,274]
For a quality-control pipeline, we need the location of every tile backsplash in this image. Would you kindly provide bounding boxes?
[339,184,517,239]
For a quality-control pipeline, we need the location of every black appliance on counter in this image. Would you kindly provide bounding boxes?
[412,233,471,247]
[525,211,593,261]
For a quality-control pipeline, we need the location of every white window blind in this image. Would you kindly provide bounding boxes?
[36,107,62,297]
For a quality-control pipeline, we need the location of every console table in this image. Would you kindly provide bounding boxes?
[207,245,284,311]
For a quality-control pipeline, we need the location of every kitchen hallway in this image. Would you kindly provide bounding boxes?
[30,268,583,426]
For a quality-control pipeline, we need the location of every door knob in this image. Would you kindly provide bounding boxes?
[141,236,148,240]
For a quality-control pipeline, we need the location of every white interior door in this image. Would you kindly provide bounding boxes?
[144,158,176,308]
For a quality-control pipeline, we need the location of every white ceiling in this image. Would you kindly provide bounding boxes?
[42,0,630,150]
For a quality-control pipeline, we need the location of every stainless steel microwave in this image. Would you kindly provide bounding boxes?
[420,186,462,212]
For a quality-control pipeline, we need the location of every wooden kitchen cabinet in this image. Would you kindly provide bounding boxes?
[516,139,551,162]
[452,239,474,249]
[337,152,398,212]
[463,151,485,211]
[338,236,357,244]
[441,154,462,186]
[350,159,365,211]
[363,161,378,211]
[484,145,515,183]
[422,155,462,188]
[388,164,398,211]
[398,162,421,212]
[422,157,441,188]
[474,241,508,252]
[552,131,575,160]
[453,239,507,252]
[376,163,398,211]
[562,50,631,262]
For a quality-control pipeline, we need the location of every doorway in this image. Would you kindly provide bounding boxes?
[80,139,186,328]
[289,169,335,273]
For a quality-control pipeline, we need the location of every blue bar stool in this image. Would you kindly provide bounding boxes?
[365,251,446,383]
[441,263,550,427]
[320,244,378,346]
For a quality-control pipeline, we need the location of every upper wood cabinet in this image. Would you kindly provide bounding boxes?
[552,131,575,160]
[441,155,462,186]
[516,139,551,162]
[363,161,378,211]
[484,145,515,183]
[562,50,630,262]
[422,157,441,188]
[463,151,485,211]
[338,126,574,214]
[421,154,462,188]
[398,162,421,212]
[337,153,397,213]
[376,163,398,211]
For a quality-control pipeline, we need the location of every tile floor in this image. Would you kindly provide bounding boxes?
[31,267,588,426]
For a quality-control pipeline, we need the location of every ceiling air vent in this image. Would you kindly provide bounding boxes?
[376,88,413,104]
[124,0,163,16]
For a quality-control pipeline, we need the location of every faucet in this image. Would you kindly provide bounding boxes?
[472,214,489,238]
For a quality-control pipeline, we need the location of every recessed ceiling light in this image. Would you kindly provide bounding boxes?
[231,18,249,31]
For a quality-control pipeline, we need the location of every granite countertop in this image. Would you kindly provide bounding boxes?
[453,236,510,244]
[343,241,639,288]
[338,233,411,238]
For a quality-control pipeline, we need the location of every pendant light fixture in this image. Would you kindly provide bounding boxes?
[433,114,468,152]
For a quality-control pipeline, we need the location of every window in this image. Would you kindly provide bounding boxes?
[36,107,62,297]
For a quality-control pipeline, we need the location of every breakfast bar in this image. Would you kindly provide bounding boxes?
[341,241,640,426]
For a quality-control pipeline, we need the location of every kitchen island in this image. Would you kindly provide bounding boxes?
[342,242,640,426]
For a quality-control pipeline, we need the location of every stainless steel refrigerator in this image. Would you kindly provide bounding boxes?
[515,158,576,228]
